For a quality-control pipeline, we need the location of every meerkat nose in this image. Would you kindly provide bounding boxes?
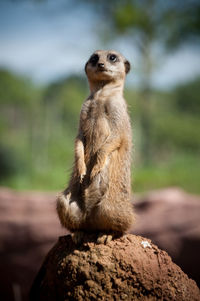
[98,63,104,68]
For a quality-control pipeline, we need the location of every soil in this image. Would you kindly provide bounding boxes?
[1,187,200,300]
[30,234,200,301]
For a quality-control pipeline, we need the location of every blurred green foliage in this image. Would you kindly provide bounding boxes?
[76,0,200,172]
[79,0,200,164]
[0,69,200,193]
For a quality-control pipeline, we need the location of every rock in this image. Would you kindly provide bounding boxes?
[30,234,200,301]
[133,187,200,287]
[1,187,200,300]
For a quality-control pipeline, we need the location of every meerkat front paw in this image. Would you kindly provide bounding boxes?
[90,160,107,179]
[90,153,107,180]
[80,173,86,183]
[90,165,102,180]
[77,161,87,183]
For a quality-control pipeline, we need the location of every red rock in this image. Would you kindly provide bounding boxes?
[30,234,200,301]
[0,187,200,300]
[133,187,200,287]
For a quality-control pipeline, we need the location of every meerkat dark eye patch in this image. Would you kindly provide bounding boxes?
[89,54,99,66]
[108,54,118,63]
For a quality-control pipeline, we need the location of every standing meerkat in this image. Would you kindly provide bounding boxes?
[57,50,134,243]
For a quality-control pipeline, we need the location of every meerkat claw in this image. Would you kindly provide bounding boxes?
[97,233,113,245]
[80,173,85,183]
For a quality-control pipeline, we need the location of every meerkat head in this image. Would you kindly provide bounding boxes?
[85,50,131,84]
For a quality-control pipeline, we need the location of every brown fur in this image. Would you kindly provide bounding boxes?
[57,50,134,237]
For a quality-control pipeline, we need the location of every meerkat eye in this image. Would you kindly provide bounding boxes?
[108,54,117,62]
[89,54,99,66]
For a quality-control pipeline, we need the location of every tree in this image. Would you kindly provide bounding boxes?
[75,0,200,163]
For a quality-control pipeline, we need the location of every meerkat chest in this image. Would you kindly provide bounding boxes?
[81,98,107,124]
[80,98,110,147]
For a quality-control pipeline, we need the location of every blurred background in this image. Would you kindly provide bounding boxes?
[1,0,200,192]
[0,0,200,300]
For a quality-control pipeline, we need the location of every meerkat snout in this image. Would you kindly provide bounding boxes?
[85,50,131,83]
[98,62,105,69]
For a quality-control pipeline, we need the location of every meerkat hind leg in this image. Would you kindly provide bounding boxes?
[97,231,123,244]
[97,233,113,245]
[72,232,115,245]
[72,231,86,245]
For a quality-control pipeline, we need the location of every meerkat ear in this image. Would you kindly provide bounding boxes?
[85,62,88,74]
[125,60,131,74]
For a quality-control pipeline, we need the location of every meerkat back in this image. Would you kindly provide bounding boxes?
[57,50,135,240]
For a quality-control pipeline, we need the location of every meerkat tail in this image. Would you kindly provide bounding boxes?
[56,192,84,231]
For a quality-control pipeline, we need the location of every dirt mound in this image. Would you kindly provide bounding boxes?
[1,187,200,300]
[133,187,200,286]
[30,234,200,301]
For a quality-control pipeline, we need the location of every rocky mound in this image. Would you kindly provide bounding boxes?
[30,234,200,301]
[1,187,200,300]
[133,187,200,286]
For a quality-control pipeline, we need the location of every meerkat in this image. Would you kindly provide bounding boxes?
[57,50,134,244]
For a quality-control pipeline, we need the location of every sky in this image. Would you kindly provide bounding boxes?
[0,0,200,89]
